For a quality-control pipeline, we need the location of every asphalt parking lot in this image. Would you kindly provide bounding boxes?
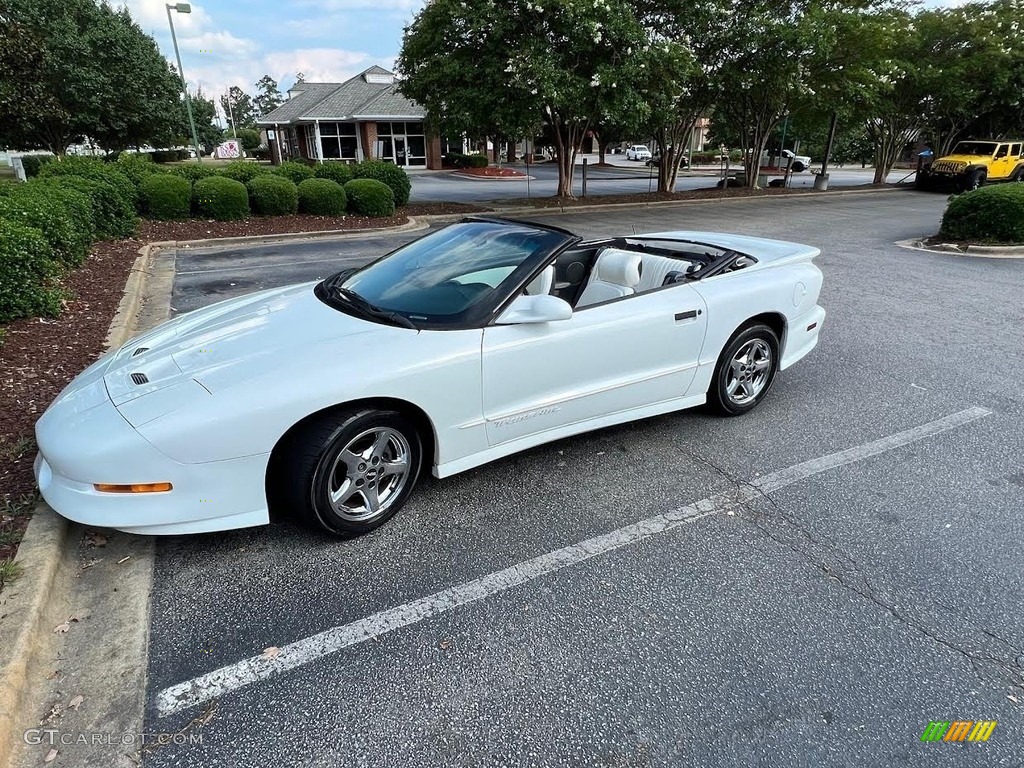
[147,191,1024,767]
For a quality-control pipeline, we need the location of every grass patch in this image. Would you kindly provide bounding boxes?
[0,558,22,590]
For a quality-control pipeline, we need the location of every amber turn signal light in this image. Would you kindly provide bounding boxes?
[94,482,173,493]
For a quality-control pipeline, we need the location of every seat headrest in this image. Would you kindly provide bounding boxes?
[524,265,555,296]
[594,248,642,288]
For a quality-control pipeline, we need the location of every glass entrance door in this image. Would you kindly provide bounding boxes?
[394,136,407,166]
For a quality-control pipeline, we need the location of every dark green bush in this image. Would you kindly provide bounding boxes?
[19,155,55,178]
[141,174,192,220]
[116,153,159,189]
[171,163,218,183]
[236,128,262,152]
[192,176,250,220]
[272,161,315,185]
[216,160,270,184]
[247,175,298,216]
[939,184,1024,244]
[151,149,190,163]
[468,154,489,168]
[344,178,395,217]
[313,162,354,185]
[442,153,470,169]
[0,183,93,265]
[39,175,137,239]
[39,156,139,210]
[0,220,64,323]
[297,178,346,215]
[353,160,411,206]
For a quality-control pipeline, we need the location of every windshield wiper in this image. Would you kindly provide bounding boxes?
[329,285,418,330]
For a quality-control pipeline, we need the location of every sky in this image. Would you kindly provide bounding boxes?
[119,0,429,123]
[120,0,975,126]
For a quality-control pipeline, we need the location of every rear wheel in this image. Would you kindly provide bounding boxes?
[708,324,780,416]
[281,408,422,536]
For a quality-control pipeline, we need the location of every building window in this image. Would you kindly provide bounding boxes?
[304,126,317,159]
[374,121,426,166]
[318,122,358,161]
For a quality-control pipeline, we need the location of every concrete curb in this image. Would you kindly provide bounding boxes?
[896,237,1024,259]
[0,241,158,768]
[449,172,535,182]
[0,507,67,765]
[165,217,429,250]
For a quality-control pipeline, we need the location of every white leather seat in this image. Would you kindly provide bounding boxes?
[576,248,642,307]
[524,265,555,296]
[635,254,692,293]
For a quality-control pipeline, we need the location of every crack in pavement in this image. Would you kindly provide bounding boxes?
[682,445,1024,699]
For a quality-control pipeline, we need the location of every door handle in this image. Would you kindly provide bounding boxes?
[675,310,700,321]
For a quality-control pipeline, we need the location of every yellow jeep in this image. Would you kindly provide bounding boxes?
[917,140,1024,192]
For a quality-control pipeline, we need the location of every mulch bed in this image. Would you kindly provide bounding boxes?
[453,167,528,178]
[499,183,892,208]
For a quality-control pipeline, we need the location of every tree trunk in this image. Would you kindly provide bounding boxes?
[507,139,516,163]
[598,134,606,165]
[548,112,585,199]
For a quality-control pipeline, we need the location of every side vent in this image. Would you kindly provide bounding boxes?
[132,347,149,357]
[130,373,149,386]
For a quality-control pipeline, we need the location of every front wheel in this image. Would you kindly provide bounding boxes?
[281,408,422,536]
[708,324,780,416]
[959,170,985,192]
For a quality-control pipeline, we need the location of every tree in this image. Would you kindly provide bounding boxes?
[220,86,257,130]
[253,75,284,118]
[0,0,184,154]
[185,88,224,154]
[399,0,655,198]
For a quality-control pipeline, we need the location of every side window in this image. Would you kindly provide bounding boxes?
[1012,144,1022,158]
[996,144,1009,158]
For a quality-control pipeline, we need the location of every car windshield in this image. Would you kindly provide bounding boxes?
[634,146,649,151]
[322,220,572,327]
[952,142,996,156]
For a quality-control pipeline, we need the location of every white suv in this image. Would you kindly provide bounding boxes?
[625,145,652,161]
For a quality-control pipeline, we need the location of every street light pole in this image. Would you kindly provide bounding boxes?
[166,3,203,162]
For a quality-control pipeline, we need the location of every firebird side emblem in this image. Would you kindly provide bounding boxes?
[491,406,561,428]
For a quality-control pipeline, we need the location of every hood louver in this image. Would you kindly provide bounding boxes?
[130,373,149,385]
[132,347,149,357]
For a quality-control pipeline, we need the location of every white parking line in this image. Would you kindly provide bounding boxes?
[155,406,992,717]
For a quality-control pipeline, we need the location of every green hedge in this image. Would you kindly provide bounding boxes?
[141,174,192,220]
[151,149,191,163]
[216,161,270,184]
[0,183,94,265]
[38,157,140,210]
[39,175,137,239]
[344,178,395,217]
[0,220,63,323]
[272,161,315,185]
[939,184,1024,244]
[297,178,346,215]
[313,162,354,185]
[171,163,218,183]
[19,155,55,178]
[192,176,250,220]
[353,160,410,206]
[443,153,487,169]
[247,175,298,216]
[116,153,162,189]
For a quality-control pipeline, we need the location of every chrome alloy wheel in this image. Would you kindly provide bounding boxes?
[725,339,773,405]
[327,427,411,522]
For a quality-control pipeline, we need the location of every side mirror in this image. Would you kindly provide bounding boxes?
[495,294,573,325]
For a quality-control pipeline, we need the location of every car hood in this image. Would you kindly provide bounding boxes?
[103,282,386,410]
[933,154,986,165]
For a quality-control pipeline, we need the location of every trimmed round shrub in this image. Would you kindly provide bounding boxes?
[353,160,410,206]
[272,161,315,185]
[0,220,64,323]
[39,156,139,210]
[344,178,395,217]
[939,184,1024,244]
[171,163,218,183]
[0,183,93,265]
[192,176,250,220]
[314,162,354,185]
[39,175,137,239]
[141,174,192,220]
[216,160,271,184]
[247,174,298,216]
[19,155,55,178]
[297,178,346,215]
[115,152,160,189]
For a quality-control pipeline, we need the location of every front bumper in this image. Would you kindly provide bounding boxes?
[34,378,271,535]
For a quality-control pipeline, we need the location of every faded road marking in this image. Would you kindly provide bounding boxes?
[156,406,992,717]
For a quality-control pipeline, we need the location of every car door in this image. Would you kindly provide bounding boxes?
[480,284,708,446]
[992,143,1014,180]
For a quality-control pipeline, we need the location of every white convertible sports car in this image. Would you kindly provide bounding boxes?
[35,218,825,537]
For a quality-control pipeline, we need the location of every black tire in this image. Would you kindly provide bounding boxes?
[280,408,422,537]
[959,169,985,192]
[915,174,932,191]
[708,323,780,416]
[790,161,805,173]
